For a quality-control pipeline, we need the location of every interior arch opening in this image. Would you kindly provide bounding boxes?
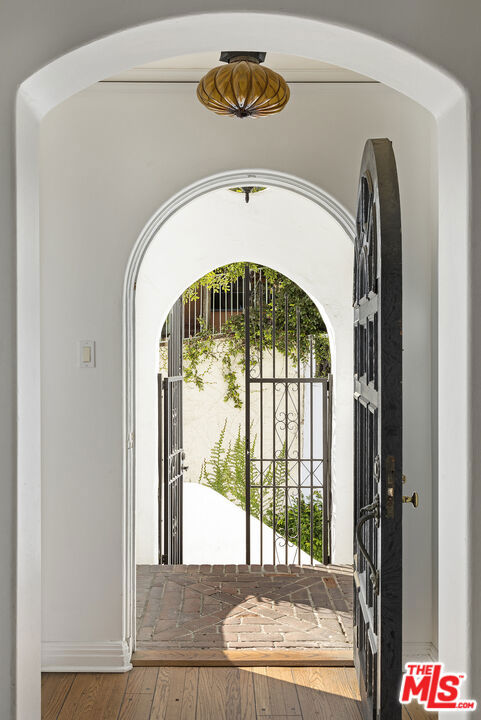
[133,182,354,568]
[134,182,354,658]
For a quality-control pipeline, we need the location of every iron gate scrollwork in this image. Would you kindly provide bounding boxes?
[353,139,403,719]
[244,264,332,566]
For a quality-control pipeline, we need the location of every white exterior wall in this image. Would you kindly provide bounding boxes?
[167,346,304,485]
[183,483,315,564]
[39,83,436,667]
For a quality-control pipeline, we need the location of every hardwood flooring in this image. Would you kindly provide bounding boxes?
[42,667,436,719]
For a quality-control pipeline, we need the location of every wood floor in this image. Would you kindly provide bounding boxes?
[131,648,354,666]
[42,667,436,719]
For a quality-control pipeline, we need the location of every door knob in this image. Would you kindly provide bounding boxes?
[402,491,419,508]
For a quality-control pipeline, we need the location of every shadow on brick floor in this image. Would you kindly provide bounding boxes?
[136,564,353,651]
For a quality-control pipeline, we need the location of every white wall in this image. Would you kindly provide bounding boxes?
[39,80,437,667]
[182,483,314,564]
[164,344,316,485]
[135,186,353,565]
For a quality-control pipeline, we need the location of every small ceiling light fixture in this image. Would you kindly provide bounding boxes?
[229,186,267,203]
[197,51,290,118]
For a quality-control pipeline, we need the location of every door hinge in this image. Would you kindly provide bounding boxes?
[128,432,134,449]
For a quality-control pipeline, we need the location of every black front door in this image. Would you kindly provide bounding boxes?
[163,297,185,564]
[353,139,403,718]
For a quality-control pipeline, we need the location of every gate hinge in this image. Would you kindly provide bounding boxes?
[127,432,134,449]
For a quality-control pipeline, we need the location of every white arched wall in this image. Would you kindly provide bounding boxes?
[134,183,354,567]
[14,10,470,720]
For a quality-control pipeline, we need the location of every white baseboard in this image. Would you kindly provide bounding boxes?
[42,639,435,672]
[42,640,132,672]
[402,642,438,664]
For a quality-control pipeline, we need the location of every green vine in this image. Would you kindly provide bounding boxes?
[160,263,331,407]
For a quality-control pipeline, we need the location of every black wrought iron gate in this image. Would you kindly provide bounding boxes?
[244,264,332,566]
[162,297,185,564]
[353,139,403,719]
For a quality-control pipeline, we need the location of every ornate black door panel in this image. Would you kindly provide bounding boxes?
[353,139,402,719]
[163,297,185,564]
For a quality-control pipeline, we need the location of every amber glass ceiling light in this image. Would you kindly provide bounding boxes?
[197,51,290,118]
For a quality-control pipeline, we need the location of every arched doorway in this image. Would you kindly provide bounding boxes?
[131,180,353,655]
[130,174,354,580]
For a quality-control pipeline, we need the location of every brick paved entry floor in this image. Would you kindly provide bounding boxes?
[136,564,353,651]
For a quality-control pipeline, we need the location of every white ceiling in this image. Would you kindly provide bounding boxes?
[104,52,374,83]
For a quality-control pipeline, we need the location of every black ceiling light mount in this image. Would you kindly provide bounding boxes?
[219,51,267,64]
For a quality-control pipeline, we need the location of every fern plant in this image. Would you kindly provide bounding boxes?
[199,420,256,506]
[198,420,230,497]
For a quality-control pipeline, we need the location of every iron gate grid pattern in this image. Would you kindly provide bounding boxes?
[244,264,332,566]
[163,298,184,565]
[159,266,332,569]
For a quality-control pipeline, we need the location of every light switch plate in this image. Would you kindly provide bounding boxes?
[79,340,95,368]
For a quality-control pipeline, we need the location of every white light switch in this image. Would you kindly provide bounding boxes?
[79,340,95,368]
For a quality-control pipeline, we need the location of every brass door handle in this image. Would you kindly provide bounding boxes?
[402,491,419,508]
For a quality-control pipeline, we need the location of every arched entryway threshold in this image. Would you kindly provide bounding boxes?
[16,11,469,719]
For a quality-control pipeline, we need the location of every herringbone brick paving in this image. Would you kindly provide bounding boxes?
[136,564,353,651]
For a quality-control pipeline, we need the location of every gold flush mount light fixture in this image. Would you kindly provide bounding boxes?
[197,51,290,118]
